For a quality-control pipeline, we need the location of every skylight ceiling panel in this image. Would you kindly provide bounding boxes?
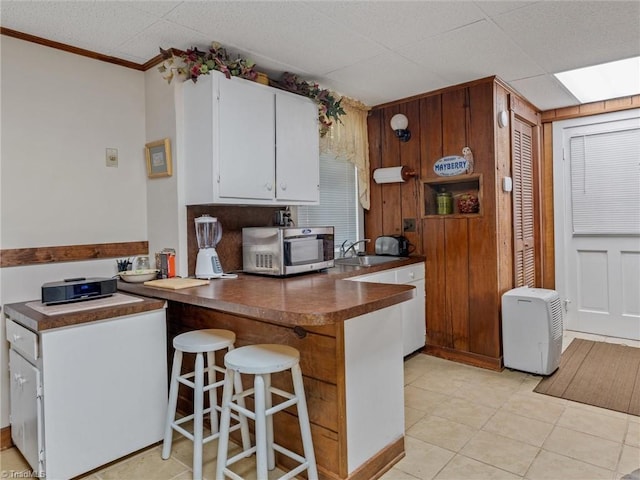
[164,1,384,75]
[492,1,640,73]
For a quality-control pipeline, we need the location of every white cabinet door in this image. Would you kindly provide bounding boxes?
[182,72,319,205]
[275,92,319,203]
[9,349,43,474]
[218,77,276,200]
[348,263,426,356]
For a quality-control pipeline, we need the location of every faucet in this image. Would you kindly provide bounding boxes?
[340,239,370,258]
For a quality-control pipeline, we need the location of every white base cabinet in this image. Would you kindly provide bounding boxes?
[343,305,404,473]
[181,71,320,205]
[347,263,426,356]
[6,308,168,479]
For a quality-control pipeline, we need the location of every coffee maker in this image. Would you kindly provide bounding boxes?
[195,215,223,279]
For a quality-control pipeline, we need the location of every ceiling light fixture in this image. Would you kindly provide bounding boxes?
[554,56,640,104]
[390,114,411,142]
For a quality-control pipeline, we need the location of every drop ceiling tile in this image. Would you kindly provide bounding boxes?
[475,1,537,17]
[508,74,579,111]
[493,1,640,73]
[304,1,486,49]
[115,19,212,63]
[123,1,182,17]
[164,2,384,75]
[401,19,544,85]
[325,51,451,107]
[1,1,157,55]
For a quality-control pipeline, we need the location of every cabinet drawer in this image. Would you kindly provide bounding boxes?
[6,319,38,362]
[395,263,425,283]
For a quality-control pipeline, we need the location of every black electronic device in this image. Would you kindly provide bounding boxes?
[41,277,117,305]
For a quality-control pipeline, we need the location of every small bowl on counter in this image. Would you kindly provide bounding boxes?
[117,269,159,283]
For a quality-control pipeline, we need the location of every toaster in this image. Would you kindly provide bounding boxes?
[374,235,410,257]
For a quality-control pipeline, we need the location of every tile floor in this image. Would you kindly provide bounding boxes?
[1,331,639,480]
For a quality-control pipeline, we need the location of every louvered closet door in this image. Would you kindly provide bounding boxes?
[512,118,536,287]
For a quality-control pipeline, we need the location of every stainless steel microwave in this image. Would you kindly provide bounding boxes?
[242,226,334,276]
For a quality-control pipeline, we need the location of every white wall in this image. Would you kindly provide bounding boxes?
[0,37,147,428]
[144,69,189,277]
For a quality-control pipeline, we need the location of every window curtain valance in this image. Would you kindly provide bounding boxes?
[320,97,371,210]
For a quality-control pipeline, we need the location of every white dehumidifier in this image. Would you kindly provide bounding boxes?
[502,287,563,375]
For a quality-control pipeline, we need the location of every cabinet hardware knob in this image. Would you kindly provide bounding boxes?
[265,182,273,191]
[12,334,21,342]
[280,183,287,191]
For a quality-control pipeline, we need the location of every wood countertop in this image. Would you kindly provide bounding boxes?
[4,295,166,332]
[118,257,425,327]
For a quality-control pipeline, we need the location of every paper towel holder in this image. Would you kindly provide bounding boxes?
[373,166,417,184]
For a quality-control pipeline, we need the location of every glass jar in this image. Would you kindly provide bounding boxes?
[436,188,453,215]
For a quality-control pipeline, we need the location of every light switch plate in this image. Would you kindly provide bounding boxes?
[106,148,118,167]
[403,218,416,232]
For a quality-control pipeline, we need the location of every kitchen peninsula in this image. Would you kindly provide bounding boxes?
[119,257,422,480]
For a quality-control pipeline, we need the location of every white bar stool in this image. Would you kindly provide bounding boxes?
[161,329,250,480]
[216,344,318,480]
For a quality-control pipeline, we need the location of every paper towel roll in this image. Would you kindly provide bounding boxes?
[373,166,416,184]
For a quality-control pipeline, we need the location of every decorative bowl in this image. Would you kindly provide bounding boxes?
[118,269,159,283]
[457,193,480,214]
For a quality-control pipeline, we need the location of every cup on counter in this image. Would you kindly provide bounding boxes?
[133,256,150,271]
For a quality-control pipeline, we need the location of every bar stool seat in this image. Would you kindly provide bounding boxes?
[216,344,318,480]
[161,329,250,480]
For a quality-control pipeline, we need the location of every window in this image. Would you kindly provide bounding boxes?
[296,152,362,251]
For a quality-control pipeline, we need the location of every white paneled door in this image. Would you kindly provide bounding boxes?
[554,109,640,340]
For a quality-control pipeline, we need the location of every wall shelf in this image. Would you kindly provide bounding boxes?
[423,174,482,216]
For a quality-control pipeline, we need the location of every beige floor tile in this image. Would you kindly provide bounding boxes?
[207,453,288,480]
[566,399,631,420]
[409,370,466,396]
[515,374,544,394]
[626,418,640,447]
[526,450,615,480]
[431,396,496,429]
[542,426,622,471]
[433,454,521,480]
[392,436,455,480]
[460,430,539,476]
[617,444,640,477]
[558,405,627,442]
[380,466,421,479]
[406,415,477,452]
[97,446,189,480]
[0,447,31,473]
[170,472,196,480]
[483,410,554,447]
[405,406,428,430]
[452,381,515,409]
[501,392,566,424]
[404,385,449,413]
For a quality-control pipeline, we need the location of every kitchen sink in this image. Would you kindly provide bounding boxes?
[334,255,404,267]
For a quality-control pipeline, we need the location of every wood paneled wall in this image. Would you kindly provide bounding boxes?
[367,76,540,370]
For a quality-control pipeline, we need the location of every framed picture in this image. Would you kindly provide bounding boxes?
[145,138,172,178]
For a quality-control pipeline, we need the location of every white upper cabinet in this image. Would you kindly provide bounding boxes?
[275,91,320,203]
[182,71,319,205]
